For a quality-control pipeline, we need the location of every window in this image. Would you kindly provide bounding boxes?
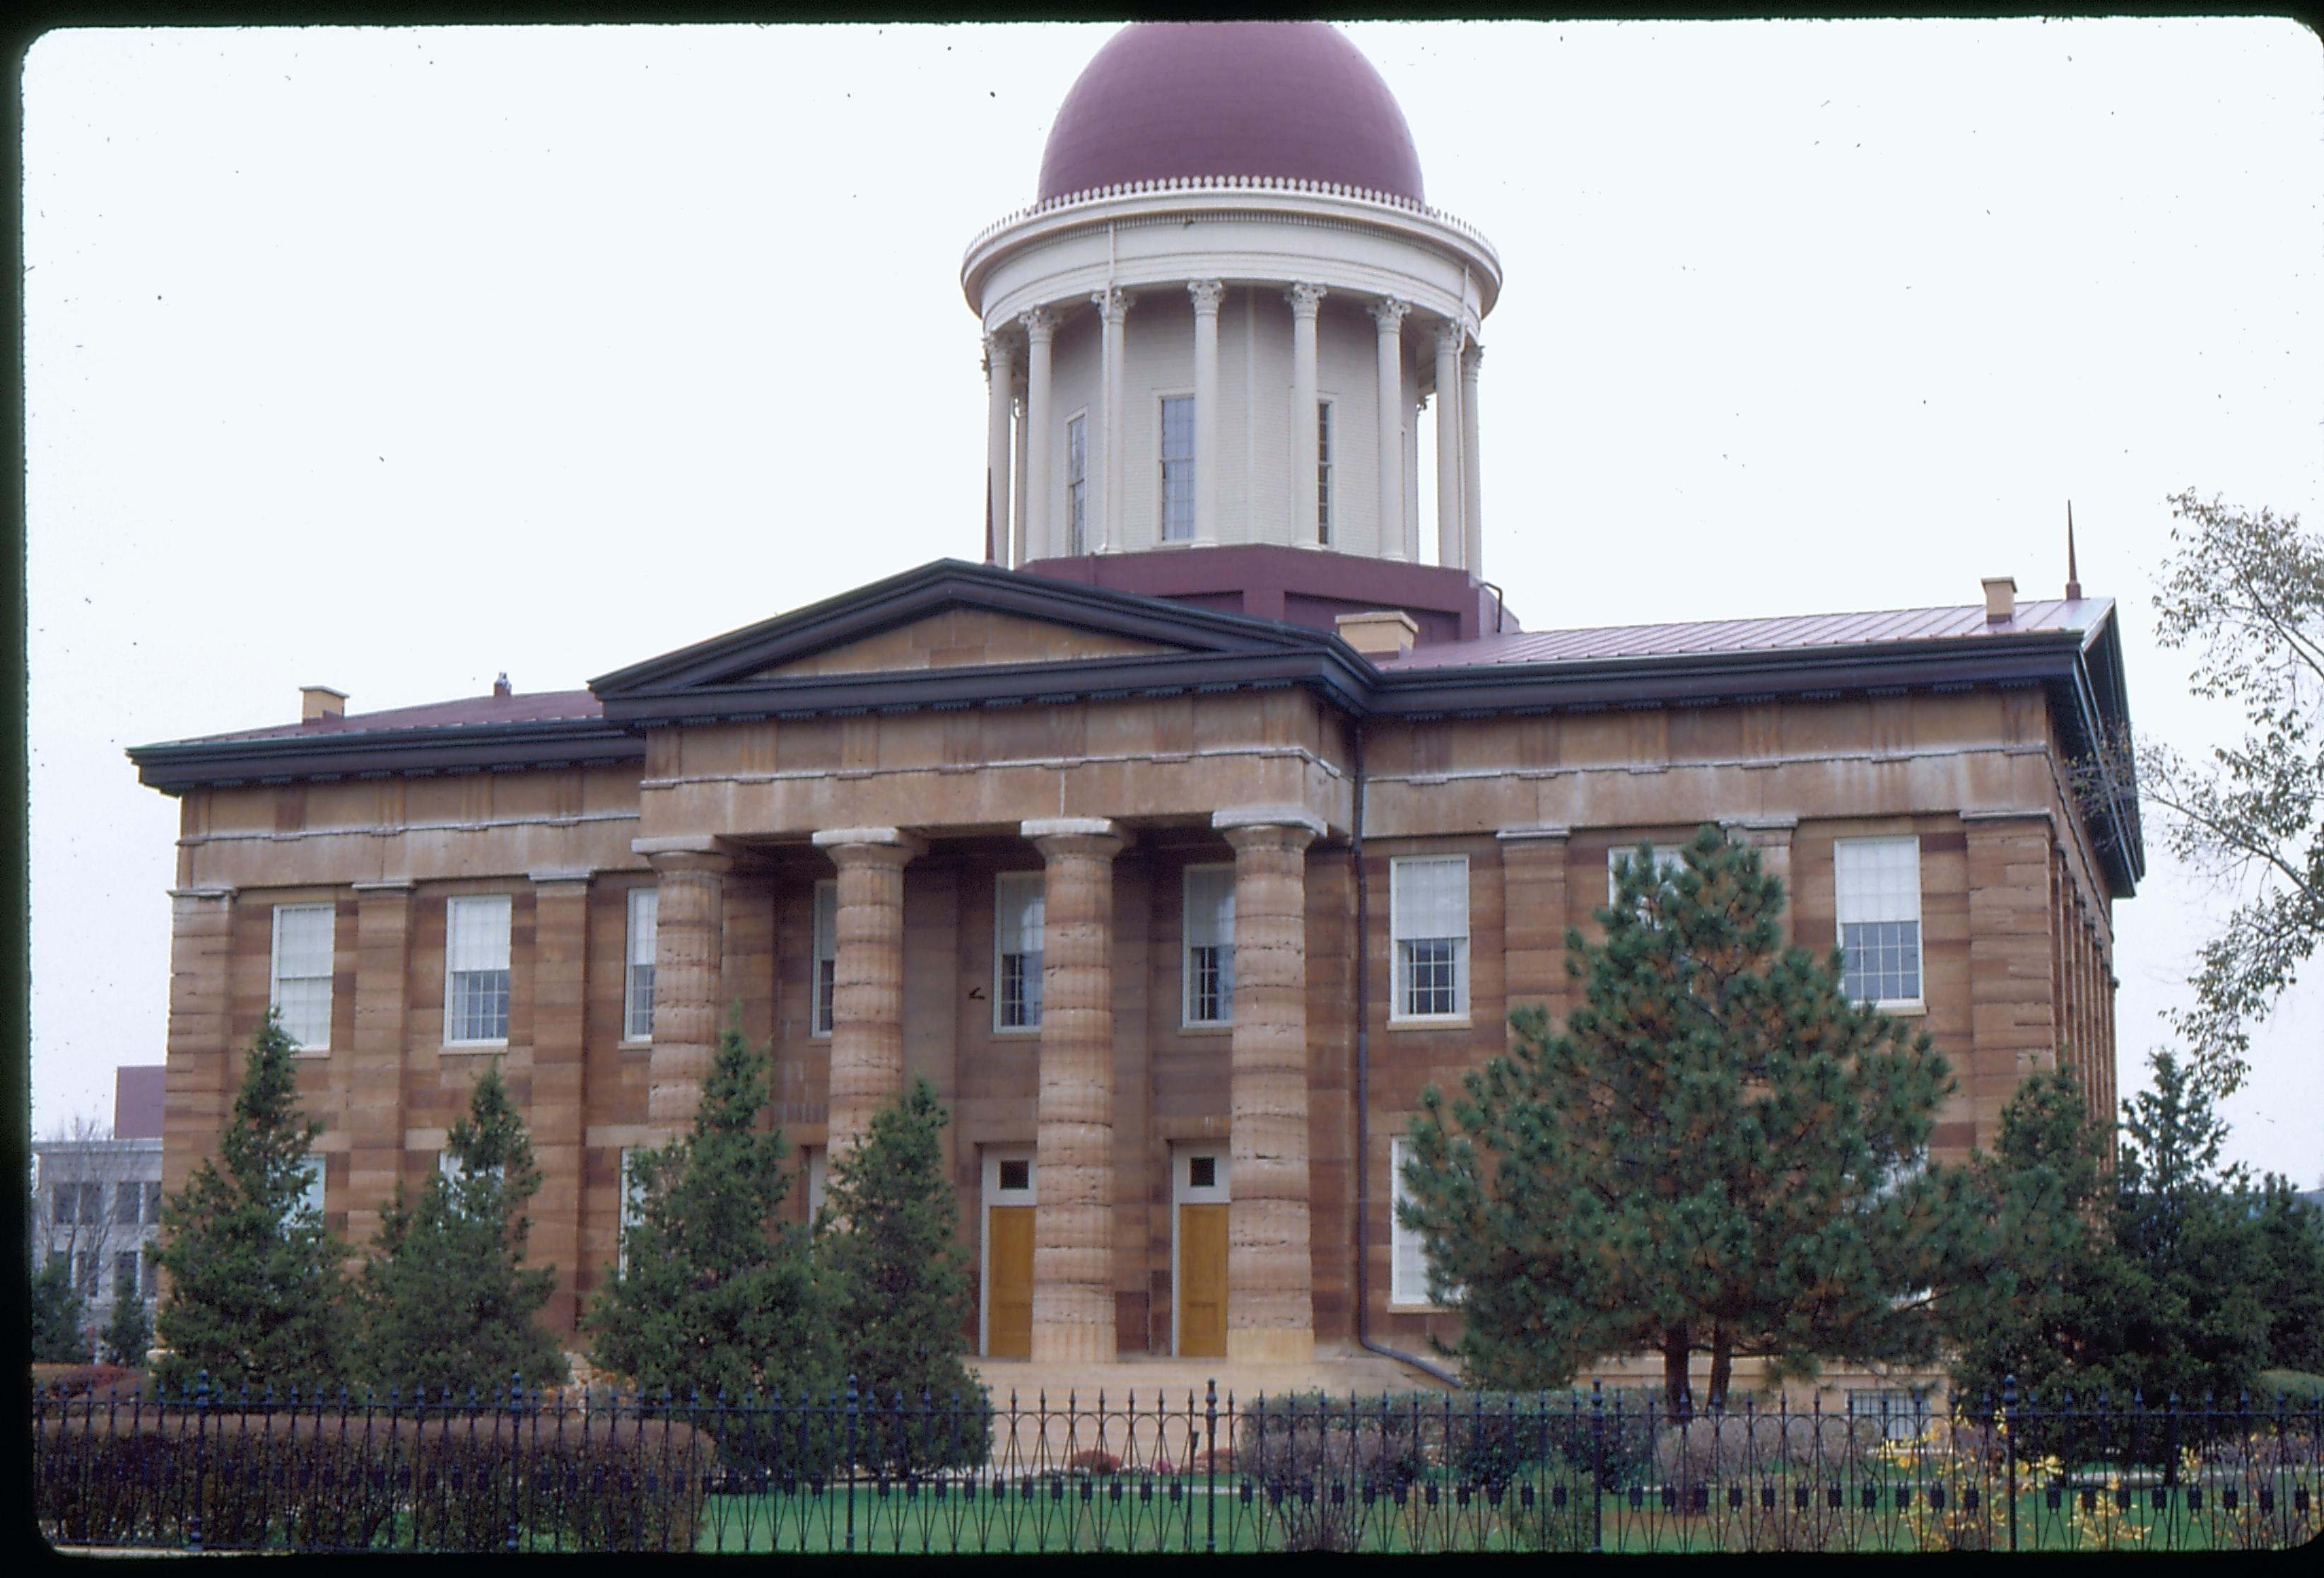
[624,887,657,1041]
[114,1182,143,1226]
[1159,394,1195,540]
[1607,843,1686,907]
[617,1147,645,1275]
[444,894,512,1044]
[1390,857,1469,1019]
[1390,1138,1456,1307]
[114,1251,141,1302]
[1317,399,1334,544]
[76,1252,100,1300]
[1836,838,1923,1005]
[271,902,335,1051]
[1182,865,1236,1025]
[294,1161,325,1225]
[811,881,838,1038]
[143,1183,163,1227]
[994,872,1045,1030]
[1066,414,1088,555]
[803,1146,828,1224]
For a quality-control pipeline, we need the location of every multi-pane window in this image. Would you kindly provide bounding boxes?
[1182,865,1236,1025]
[1390,857,1469,1019]
[1159,395,1195,540]
[444,894,512,1044]
[143,1183,163,1226]
[1836,837,1923,1005]
[811,881,838,1037]
[618,1147,645,1275]
[295,1162,325,1223]
[114,1182,143,1225]
[994,872,1045,1030]
[114,1251,142,1302]
[1390,1138,1456,1307]
[1066,414,1088,555]
[55,1181,103,1226]
[1316,400,1333,544]
[623,887,657,1042]
[1607,843,1687,913]
[76,1252,100,1300]
[270,902,335,1051]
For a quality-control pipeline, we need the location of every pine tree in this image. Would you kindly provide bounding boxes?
[2250,1174,2324,1377]
[101,1276,153,1367]
[151,1012,349,1396]
[1401,822,1966,1417]
[816,1077,987,1468]
[30,1257,88,1365]
[584,1019,829,1406]
[357,1058,567,1399]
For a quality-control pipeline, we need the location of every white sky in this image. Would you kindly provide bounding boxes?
[22,20,2323,1183]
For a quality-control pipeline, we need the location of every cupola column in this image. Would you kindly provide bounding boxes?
[1289,284,1326,547]
[1189,280,1224,547]
[1371,298,1409,561]
[1011,387,1029,568]
[1461,341,1485,582]
[1020,308,1057,561]
[1433,322,1465,571]
[1094,288,1133,554]
[984,331,1015,568]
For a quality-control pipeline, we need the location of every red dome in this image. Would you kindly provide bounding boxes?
[1036,23,1425,206]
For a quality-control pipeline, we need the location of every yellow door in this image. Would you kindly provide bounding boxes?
[987,1205,1034,1358]
[1178,1203,1228,1357]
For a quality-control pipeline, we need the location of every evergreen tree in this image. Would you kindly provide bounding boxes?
[30,1257,88,1365]
[151,1013,349,1396]
[2249,1174,2324,1376]
[816,1077,987,1467]
[357,1058,567,1398]
[1402,823,1966,1417]
[584,1019,829,1405]
[101,1277,153,1368]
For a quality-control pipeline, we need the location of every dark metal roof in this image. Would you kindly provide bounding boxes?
[146,689,605,747]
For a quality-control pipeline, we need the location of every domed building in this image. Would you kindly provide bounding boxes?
[131,23,2138,1395]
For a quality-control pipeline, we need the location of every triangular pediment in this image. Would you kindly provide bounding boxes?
[742,605,1182,679]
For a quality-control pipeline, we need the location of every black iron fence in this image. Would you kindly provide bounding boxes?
[32,1374,2323,1553]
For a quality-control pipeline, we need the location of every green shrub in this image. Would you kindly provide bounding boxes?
[2255,1370,2324,1406]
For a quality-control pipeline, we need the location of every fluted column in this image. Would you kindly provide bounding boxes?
[811,827,925,1165]
[1021,307,1057,561]
[1289,283,1325,547]
[1433,322,1465,571]
[1024,817,1129,1362]
[641,843,732,1138]
[1371,298,1409,560]
[1094,288,1132,554]
[984,330,1015,568]
[1189,280,1223,547]
[1460,341,1484,583]
[1216,807,1322,1363]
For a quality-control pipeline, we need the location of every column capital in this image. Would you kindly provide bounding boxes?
[1433,320,1467,356]
[812,826,928,863]
[1370,296,1409,333]
[1093,288,1134,325]
[1213,805,1327,843]
[168,884,238,901]
[982,328,1016,368]
[1019,304,1058,342]
[1462,340,1485,375]
[350,879,413,894]
[1495,823,1571,844]
[527,865,596,889]
[1286,281,1327,317]
[634,836,737,876]
[1023,816,1130,858]
[1187,278,1226,313]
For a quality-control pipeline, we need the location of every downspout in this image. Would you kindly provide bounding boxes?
[1350,716,1464,1389]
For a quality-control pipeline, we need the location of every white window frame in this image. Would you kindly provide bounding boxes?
[442,894,512,1047]
[1158,391,1195,542]
[1065,410,1089,556]
[1390,1136,1457,1309]
[292,1159,325,1232]
[802,1145,828,1225]
[1316,397,1334,545]
[993,872,1045,1034]
[810,880,838,1039]
[270,902,336,1052]
[1606,842,1686,906]
[1834,836,1925,1010]
[1181,863,1236,1027]
[617,1146,645,1276]
[1388,855,1469,1023]
[623,886,657,1044]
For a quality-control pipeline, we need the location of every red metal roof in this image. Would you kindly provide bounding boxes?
[1378,598,2111,670]
[152,689,603,749]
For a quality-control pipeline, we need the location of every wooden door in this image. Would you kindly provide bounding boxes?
[1177,1203,1228,1358]
[986,1205,1034,1358]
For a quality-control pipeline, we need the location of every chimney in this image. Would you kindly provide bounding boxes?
[300,685,348,722]
[493,672,512,698]
[1982,575,2018,625]
[1336,608,1420,658]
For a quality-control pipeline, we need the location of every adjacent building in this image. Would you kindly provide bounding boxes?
[33,1067,166,1357]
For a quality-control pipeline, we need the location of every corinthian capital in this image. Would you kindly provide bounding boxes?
[1187,279,1226,313]
[1286,281,1327,316]
[1019,305,1059,343]
[1433,320,1466,357]
[1462,341,1485,376]
[1370,296,1409,333]
[982,329,1016,373]
[1093,287,1134,324]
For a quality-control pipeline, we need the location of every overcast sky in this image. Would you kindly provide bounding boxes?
[23,19,2323,1183]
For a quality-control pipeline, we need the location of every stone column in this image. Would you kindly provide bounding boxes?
[528,872,590,1333]
[1964,814,2059,1151]
[345,880,413,1250]
[1189,280,1223,547]
[811,827,925,1165]
[1371,298,1409,560]
[1021,307,1057,561]
[1433,322,1465,571]
[162,887,237,1209]
[1460,341,1484,583]
[1496,826,1570,1021]
[1093,288,1132,554]
[984,330,1015,568]
[1011,389,1028,569]
[640,841,732,1138]
[1216,807,1324,1363]
[1024,817,1129,1362]
[1289,283,1325,547]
